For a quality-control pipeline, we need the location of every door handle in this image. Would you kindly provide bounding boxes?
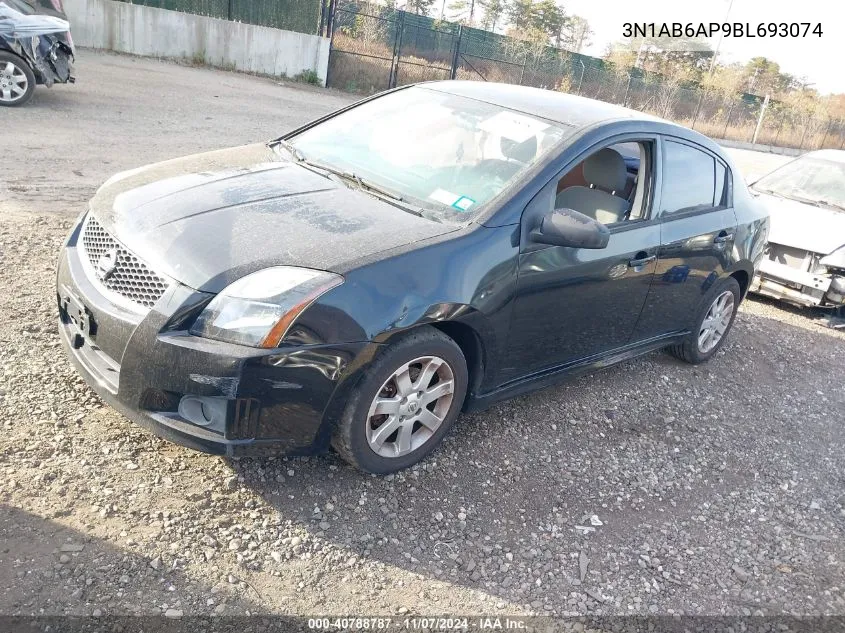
[628,254,656,267]
[713,232,734,244]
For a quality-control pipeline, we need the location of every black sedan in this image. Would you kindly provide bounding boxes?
[57,82,769,473]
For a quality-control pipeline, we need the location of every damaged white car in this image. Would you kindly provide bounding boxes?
[749,149,845,323]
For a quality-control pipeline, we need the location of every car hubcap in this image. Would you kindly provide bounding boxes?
[698,290,735,353]
[0,61,28,103]
[366,355,455,458]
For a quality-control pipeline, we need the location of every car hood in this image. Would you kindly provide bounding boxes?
[89,143,457,293]
[753,190,845,254]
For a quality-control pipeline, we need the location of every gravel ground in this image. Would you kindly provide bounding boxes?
[1,51,844,620]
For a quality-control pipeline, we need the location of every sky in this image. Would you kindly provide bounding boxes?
[559,0,843,94]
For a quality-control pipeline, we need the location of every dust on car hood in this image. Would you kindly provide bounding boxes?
[88,143,457,293]
[753,191,845,255]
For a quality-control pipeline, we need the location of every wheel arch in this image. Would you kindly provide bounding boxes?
[727,263,754,300]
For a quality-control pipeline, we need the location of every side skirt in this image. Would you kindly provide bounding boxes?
[464,331,687,413]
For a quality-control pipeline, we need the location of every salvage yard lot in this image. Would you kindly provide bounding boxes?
[1,51,844,618]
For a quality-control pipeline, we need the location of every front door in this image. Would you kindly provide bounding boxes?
[502,138,660,380]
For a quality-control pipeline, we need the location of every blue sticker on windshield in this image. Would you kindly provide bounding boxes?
[452,196,475,211]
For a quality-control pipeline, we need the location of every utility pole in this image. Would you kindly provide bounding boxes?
[708,0,735,74]
[752,94,770,144]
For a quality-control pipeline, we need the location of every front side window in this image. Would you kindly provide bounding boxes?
[661,140,718,215]
[288,86,571,222]
[552,141,653,225]
[752,155,845,213]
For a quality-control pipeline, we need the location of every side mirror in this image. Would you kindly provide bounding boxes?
[530,208,610,249]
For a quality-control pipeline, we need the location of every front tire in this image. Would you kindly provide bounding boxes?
[0,53,35,107]
[332,327,468,474]
[668,277,741,364]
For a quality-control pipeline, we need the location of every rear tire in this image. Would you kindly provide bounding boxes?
[0,52,36,107]
[332,326,468,474]
[668,277,741,364]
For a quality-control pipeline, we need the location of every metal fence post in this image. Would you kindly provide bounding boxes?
[751,94,769,145]
[799,118,810,150]
[722,104,734,139]
[450,25,463,80]
[388,11,405,89]
[227,0,233,21]
[519,52,526,85]
[576,60,585,95]
[691,91,705,130]
[622,73,632,107]
[819,118,832,149]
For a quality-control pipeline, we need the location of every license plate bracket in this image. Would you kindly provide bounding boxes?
[60,290,97,341]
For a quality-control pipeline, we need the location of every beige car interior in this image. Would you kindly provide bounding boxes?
[554,143,647,225]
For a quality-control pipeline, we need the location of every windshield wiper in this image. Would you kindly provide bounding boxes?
[271,141,427,218]
[300,159,426,217]
[272,139,306,162]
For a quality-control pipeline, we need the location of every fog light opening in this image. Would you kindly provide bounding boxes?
[178,396,228,433]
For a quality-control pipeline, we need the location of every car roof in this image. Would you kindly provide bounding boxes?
[803,149,845,163]
[419,80,668,129]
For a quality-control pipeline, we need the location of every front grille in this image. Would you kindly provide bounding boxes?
[81,215,169,309]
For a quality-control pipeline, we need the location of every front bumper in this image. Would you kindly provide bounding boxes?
[57,218,369,457]
[751,255,845,309]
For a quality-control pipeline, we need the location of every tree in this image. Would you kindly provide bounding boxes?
[506,0,565,40]
[560,15,593,53]
[405,0,436,15]
[447,0,476,24]
[701,62,745,97]
[478,0,506,31]
[743,57,795,96]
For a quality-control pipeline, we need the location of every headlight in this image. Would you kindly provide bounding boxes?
[820,244,845,270]
[190,267,342,347]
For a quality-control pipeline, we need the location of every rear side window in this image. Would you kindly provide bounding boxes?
[661,140,719,215]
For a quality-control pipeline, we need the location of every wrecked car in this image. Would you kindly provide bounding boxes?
[749,149,845,322]
[57,83,768,473]
[0,0,74,106]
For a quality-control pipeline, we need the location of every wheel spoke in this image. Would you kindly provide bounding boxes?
[372,397,401,416]
[393,366,413,396]
[417,408,443,431]
[421,380,453,406]
[1,88,12,101]
[395,423,413,455]
[369,415,401,449]
[414,357,442,391]
[4,62,14,74]
[11,74,26,85]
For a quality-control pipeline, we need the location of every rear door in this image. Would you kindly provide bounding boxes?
[631,137,738,339]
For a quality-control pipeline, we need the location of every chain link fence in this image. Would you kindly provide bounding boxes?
[326,1,845,152]
[111,0,322,34]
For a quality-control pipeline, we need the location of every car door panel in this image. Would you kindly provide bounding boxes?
[503,224,660,379]
[631,138,738,340]
[502,134,662,381]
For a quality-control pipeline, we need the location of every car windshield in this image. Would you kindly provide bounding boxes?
[753,155,845,212]
[287,86,571,221]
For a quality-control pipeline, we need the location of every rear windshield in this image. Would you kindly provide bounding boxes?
[289,86,572,221]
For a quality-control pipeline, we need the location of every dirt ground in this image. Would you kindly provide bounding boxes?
[2,51,843,621]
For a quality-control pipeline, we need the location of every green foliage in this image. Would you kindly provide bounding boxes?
[294,69,322,85]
